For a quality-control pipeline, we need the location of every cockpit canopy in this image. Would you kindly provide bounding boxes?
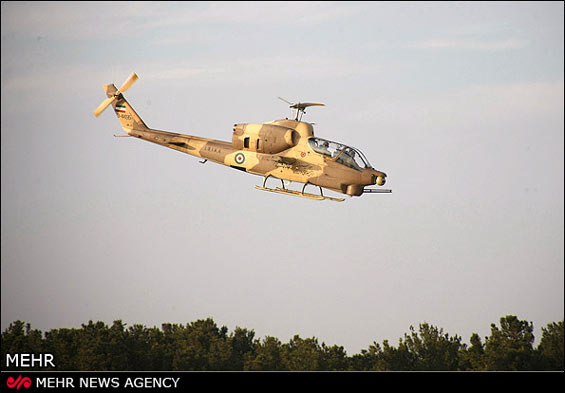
[308,137,372,171]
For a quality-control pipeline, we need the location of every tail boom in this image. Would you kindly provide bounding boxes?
[127,127,236,164]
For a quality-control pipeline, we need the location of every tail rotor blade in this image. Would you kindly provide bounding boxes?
[117,73,138,94]
[93,96,116,117]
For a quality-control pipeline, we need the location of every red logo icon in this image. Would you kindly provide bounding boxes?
[6,376,31,390]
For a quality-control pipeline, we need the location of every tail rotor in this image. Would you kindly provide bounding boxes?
[94,73,139,117]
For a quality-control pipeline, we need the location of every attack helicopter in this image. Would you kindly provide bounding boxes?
[94,73,391,201]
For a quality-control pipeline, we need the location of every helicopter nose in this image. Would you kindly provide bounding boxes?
[370,171,386,186]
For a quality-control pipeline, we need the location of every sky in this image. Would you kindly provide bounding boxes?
[1,1,563,355]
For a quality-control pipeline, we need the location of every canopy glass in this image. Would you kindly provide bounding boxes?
[308,137,372,171]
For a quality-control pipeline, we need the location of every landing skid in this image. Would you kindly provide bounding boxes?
[255,186,345,202]
[256,176,345,202]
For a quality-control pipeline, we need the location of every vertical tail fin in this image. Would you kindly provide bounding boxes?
[103,84,148,131]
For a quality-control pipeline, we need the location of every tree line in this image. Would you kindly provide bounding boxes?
[1,315,563,371]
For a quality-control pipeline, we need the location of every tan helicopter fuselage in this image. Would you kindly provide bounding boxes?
[126,118,384,196]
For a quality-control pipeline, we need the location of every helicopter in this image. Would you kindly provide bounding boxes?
[94,73,391,202]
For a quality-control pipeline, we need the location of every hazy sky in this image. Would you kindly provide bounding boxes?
[2,1,563,355]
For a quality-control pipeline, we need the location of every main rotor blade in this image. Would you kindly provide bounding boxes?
[117,73,138,94]
[291,102,325,110]
[278,97,294,106]
[300,102,325,107]
[93,96,116,117]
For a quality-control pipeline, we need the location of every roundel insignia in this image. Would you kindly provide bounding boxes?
[235,152,245,165]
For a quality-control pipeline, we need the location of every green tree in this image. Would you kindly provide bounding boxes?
[373,339,416,370]
[126,325,164,370]
[320,343,348,371]
[244,336,284,370]
[76,321,111,370]
[401,323,463,370]
[159,323,182,370]
[229,327,256,370]
[106,320,129,370]
[43,327,80,370]
[1,321,45,370]
[536,321,564,370]
[348,343,380,371]
[460,333,486,370]
[281,335,324,371]
[484,315,535,370]
[171,318,232,370]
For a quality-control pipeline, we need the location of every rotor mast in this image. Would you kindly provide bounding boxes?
[278,97,324,121]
